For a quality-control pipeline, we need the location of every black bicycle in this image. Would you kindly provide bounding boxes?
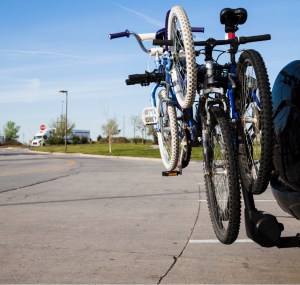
[193,8,273,244]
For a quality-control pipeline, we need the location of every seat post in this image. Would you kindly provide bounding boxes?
[220,8,248,39]
[226,31,236,40]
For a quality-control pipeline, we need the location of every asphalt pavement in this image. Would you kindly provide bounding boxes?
[0,148,299,284]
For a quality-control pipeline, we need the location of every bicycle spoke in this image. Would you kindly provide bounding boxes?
[204,107,240,244]
[237,50,273,194]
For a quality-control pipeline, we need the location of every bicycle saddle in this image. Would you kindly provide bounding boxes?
[220,8,247,32]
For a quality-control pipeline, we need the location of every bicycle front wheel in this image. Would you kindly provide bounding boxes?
[157,89,179,170]
[167,6,197,109]
[237,49,273,195]
[203,107,241,244]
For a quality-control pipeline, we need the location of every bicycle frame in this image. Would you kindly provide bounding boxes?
[196,37,261,126]
[148,46,197,139]
[227,62,239,121]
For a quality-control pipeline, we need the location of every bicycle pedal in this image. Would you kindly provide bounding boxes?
[142,107,158,125]
[162,170,181,177]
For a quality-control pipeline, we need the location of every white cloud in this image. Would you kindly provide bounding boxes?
[0,76,131,104]
[25,78,41,90]
[113,3,164,28]
[0,49,81,59]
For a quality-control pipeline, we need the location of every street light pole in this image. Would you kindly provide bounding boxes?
[59,90,68,153]
[61,100,64,119]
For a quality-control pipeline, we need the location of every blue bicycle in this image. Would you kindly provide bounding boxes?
[109,6,204,173]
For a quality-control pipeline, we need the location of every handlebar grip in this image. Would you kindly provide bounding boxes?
[125,79,136,85]
[191,27,205,33]
[126,73,150,86]
[238,34,271,44]
[128,74,145,81]
[153,39,173,46]
[126,72,165,85]
[108,30,130,40]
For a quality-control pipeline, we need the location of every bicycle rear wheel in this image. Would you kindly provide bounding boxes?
[167,6,197,109]
[237,49,273,195]
[203,107,241,244]
[157,89,179,170]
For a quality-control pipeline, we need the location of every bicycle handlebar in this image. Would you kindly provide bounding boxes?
[108,30,130,39]
[109,27,204,42]
[194,34,271,47]
[109,30,150,53]
[152,34,271,48]
[238,34,271,44]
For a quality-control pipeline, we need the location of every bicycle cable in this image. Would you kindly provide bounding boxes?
[130,33,150,53]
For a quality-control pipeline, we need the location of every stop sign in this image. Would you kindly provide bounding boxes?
[40,124,46,131]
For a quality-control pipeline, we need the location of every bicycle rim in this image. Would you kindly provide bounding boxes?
[203,107,241,244]
[157,90,179,170]
[237,49,273,195]
[167,6,197,109]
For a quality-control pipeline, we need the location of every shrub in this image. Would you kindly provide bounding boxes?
[46,136,64,145]
[98,138,108,144]
[113,137,129,143]
[97,137,129,144]
[72,136,81,144]
[81,136,89,144]
[0,139,23,146]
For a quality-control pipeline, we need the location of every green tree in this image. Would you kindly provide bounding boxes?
[101,117,120,153]
[130,114,146,143]
[130,115,139,142]
[135,116,145,144]
[4,121,20,142]
[147,125,158,144]
[50,115,75,140]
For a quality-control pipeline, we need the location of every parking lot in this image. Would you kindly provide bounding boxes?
[0,148,299,283]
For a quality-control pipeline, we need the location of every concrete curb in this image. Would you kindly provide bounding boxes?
[27,148,161,162]
[27,148,201,164]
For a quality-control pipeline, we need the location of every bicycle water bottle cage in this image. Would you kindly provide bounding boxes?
[142,107,158,125]
[220,8,247,33]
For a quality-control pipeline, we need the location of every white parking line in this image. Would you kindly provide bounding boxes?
[198,199,276,202]
[253,199,276,202]
[189,239,253,244]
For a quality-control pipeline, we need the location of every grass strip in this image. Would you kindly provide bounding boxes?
[32,142,203,160]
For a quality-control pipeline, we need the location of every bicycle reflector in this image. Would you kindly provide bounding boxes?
[142,107,158,125]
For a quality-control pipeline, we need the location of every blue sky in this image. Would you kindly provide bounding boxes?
[0,0,299,142]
